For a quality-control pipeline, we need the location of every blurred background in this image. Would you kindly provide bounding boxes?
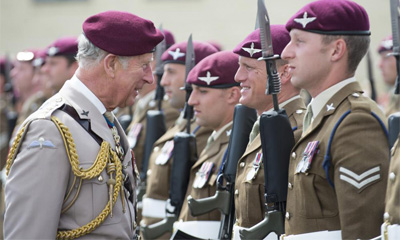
[0,0,393,99]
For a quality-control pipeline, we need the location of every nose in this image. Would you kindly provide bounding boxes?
[143,65,154,84]
[281,42,293,61]
[234,67,246,83]
[160,73,169,87]
[41,62,50,73]
[188,90,198,106]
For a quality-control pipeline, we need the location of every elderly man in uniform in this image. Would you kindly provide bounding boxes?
[173,51,241,238]
[280,0,389,239]
[377,35,400,116]
[232,25,305,238]
[4,10,164,239]
[140,41,217,238]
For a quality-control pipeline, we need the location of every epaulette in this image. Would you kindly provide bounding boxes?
[24,94,65,123]
[347,92,371,113]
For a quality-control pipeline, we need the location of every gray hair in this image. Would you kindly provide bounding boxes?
[76,34,132,69]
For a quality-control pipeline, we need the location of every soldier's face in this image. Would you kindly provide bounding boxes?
[42,56,77,92]
[10,61,35,98]
[112,53,154,108]
[282,29,332,97]
[235,56,270,112]
[188,85,230,130]
[378,51,397,86]
[161,63,186,109]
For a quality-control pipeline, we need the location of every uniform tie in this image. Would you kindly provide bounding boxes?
[303,104,313,132]
[104,111,115,124]
[249,119,260,143]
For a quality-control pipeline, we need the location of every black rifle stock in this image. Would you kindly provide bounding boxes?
[366,51,377,101]
[388,112,400,148]
[187,104,257,240]
[239,109,294,240]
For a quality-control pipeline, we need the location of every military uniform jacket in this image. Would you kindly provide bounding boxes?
[235,97,306,228]
[126,92,179,172]
[179,124,232,221]
[4,80,137,239]
[385,139,400,224]
[285,82,390,239]
[142,118,212,223]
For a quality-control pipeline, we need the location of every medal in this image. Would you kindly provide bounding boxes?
[155,140,174,165]
[193,161,215,188]
[127,123,143,149]
[246,152,263,182]
[296,141,319,174]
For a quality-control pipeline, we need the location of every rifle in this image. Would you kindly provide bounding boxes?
[141,35,196,239]
[136,32,169,212]
[389,0,400,148]
[239,1,295,239]
[366,51,377,102]
[187,104,257,240]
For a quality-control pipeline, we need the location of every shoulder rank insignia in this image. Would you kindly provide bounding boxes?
[27,137,56,150]
[339,166,381,191]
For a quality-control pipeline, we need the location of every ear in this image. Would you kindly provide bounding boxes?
[331,39,347,62]
[226,86,242,104]
[279,64,292,85]
[103,54,118,78]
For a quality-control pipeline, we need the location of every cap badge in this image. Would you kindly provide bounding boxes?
[168,48,185,60]
[198,71,219,85]
[241,42,262,57]
[294,12,317,28]
[47,46,59,56]
[382,39,393,50]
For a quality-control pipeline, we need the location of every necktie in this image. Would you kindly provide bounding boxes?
[249,119,260,143]
[104,111,124,159]
[206,135,215,149]
[303,104,313,132]
[104,111,115,123]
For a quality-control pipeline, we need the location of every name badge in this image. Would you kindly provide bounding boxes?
[296,141,319,174]
[155,140,174,165]
[193,161,215,189]
[127,123,143,149]
[246,152,263,182]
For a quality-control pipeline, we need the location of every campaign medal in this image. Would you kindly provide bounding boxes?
[193,161,215,189]
[127,123,143,149]
[296,141,319,174]
[155,140,174,165]
[246,152,263,181]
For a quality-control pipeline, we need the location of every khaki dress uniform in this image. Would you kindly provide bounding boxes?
[234,97,305,228]
[179,122,233,222]
[141,118,212,227]
[0,94,9,169]
[385,91,400,117]
[4,79,137,239]
[285,82,389,239]
[126,90,179,172]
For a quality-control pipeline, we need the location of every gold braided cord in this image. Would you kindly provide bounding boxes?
[6,124,27,176]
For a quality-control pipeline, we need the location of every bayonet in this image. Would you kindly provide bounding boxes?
[390,0,400,94]
[182,35,195,133]
[154,24,167,110]
[257,0,281,110]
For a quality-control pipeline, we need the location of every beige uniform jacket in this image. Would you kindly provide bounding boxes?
[142,119,212,225]
[4,80,137,239]
[234,97,306,228]
[0,95,9,168]
[285,82,389,239]
[385,139,400,224]
[126,93,179,172]
[179,125,232,221]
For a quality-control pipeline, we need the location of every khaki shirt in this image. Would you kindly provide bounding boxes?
[234,97,306,228]
[285,82,389,239]
[4,80,137,239]
[385,139,400,224]
[179,123,233,221]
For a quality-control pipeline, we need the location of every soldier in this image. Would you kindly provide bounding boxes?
[232,25,306,237]
[280,0,389,239]
[140,40,217,238]
[173,51,241,238]
[377,35,400,116]
[4,10,164,239]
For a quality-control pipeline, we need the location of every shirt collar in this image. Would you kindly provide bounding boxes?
[208,121,233,142]
[69,75,106,114]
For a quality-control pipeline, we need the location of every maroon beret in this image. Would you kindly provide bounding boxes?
[32,49,48,67]
[187,51,239,89]
[83,10,164,56]
[47,36,78,57]
[16,49,40,62]
[233,25,290,59]
[286,0,370,36]
[161,40,218,65]
[161,29,175,48]
[378,35,393,53]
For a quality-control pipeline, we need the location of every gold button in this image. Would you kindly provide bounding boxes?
[240,162,245,168]
[98,175,104,182]
[390,172,396,182]
[285,212,290,220]
[384,212,390,221]
[234,189,239,196]
[288,183,293,189]
[291,152,296,159]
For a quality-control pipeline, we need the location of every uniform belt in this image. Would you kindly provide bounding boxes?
[141,197,167,218]
[173,221,220,239]
[280,230,341,240]
[381,223,400,240]
[232,224,278,240]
